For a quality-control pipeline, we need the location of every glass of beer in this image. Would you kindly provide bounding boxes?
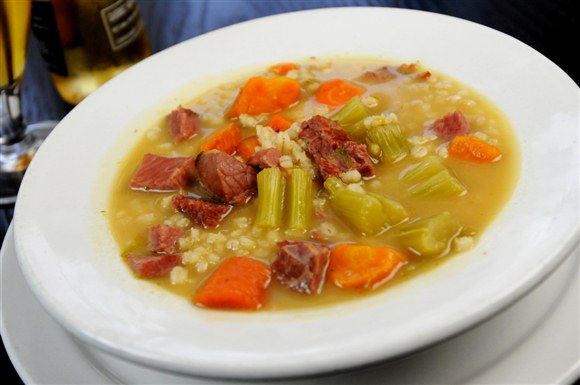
[31,0,151,105]
[1,0,55,205]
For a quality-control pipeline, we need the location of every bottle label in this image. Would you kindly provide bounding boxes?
[30,1,68,76]
[100,0,144,52]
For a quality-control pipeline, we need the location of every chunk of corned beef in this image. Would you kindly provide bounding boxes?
[432,110,470,139]
[127,254,181,278]
[342,141,375,177]
[167,106,200,143]
[172,194,233,228]
[314,157,344,181]
[396,63,419,74]
[130,154,196,192]
[299,115,374,180]
[415,71,431,81]
[272,240,331,295]
[196,150,257,204]
[148,224,184,254]
[360,66,396,84]
[247,148,282,169]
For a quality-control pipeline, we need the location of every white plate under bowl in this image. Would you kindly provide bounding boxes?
[13,7,579,380]
[3,225,578,384]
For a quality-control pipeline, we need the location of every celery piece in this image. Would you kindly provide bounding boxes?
[323,176,346,195]
[346,119,369,140]
[324,177,401,234]
[369,192,409,225]
[391,212,461,256]
[366,121,409,163]
[331,96,369,127]
[327,188,385,235]
[255,168,285,229]
[330,96,370,140]
[400,156,447,185]
[408,169,466,198]
[287,168,313,231]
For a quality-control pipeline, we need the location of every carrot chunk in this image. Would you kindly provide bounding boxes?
[236,135,261,161]
[227,77,301,118]
[199,122,242,155]
[267,114,294,132]
[194,256,271,310]
[328,244,406,289]
[269,62,298,75]
[315,79,366,107]
[448,135,502,163]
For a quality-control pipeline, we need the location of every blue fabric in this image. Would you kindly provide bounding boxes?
[140,1,391,51]
[21,0,577,124]
[137,0,490,53]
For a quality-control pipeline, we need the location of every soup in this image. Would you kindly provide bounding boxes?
[108,58,520,311]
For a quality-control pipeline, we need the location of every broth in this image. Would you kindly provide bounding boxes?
[108,57,520,311]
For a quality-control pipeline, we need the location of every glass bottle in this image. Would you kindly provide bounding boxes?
[30,0,151,105]
[1,0,57,204]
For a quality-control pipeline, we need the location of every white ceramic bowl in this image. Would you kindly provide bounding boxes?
[13,7,579,380]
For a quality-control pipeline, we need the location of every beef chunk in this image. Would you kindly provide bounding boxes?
[167,106,200,143]
[247,148,282,169]
[342,141,375,177]
[395,63,430,81]
[360,66,396,84]
[196,150,257,204]
[172,194,233,228]
[299,115,374,180]
[148,224,184,254]
[432,110,470,139]
[415,71,431,81]
[127,254,181,278]
[130,154,195,192]
[396,63,419,74]
[272,240,331,295]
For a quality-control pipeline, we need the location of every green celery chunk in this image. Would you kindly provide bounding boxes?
[329,190,385,235]
[366,121,409,163]
[255,167,285,229]
[408,169,466,198]
[330,96,369,139]
[323,176,345,195]
[369,192,409,225]
[323,177,385,235]
[400,156,447,185]
[346,120,369,140]
[287,168,313,231]
[331,96,369,127]
[391,212,461,256]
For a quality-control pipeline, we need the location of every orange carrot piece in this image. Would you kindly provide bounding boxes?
[315,79,366,107]
[194,256,272,310]
[269,62,299,75]
[236,135,261,161]
[328,244,406,290]
[267,114,293,132]
[227,76,301,118]
[199,123,242,155]
[448,135,502,163]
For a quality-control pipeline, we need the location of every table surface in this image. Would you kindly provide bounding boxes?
[2,1,578,384]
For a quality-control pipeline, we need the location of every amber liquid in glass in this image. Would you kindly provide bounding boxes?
[0,0,31,90]
[31,0,151,105]
[1,0,35,204]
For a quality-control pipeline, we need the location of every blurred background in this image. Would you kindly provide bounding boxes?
[19,0,579,125]
[2,0,578,383]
